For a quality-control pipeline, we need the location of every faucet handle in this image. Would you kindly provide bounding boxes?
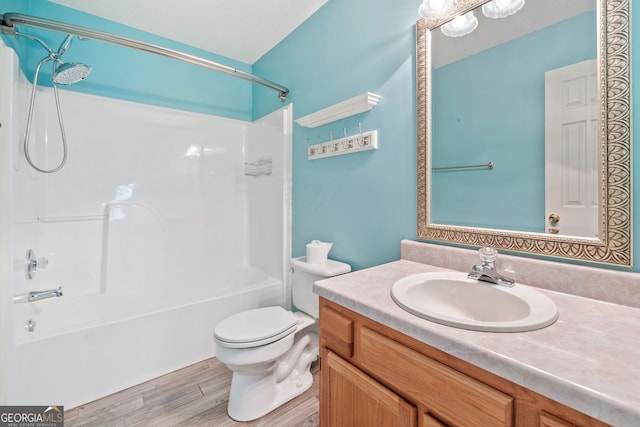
[479,247,498,265]
[25,249,49,280]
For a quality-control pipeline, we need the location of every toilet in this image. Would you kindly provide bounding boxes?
[213,256,351,422]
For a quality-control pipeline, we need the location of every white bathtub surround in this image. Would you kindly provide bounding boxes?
[313,240,640,426]
[0,42,292,408]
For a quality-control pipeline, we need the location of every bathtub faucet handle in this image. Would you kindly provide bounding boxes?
[25,249,48,279]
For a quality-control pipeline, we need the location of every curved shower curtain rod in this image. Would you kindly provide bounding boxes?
[0,12,290,101]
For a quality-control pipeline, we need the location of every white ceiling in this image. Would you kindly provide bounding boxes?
[48,0,329,64]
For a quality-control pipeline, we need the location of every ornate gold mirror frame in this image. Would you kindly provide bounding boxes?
[417,0,632,266]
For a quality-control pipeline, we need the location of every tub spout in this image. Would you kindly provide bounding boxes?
[13,287,63,303]
[28,287,63,302]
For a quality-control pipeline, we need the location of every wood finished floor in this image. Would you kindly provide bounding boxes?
[64,358,319,427]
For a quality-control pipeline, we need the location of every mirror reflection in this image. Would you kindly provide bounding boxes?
[430,0,598,238]
[418,0,631,266]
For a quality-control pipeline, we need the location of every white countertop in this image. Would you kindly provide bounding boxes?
[313,260,640,427]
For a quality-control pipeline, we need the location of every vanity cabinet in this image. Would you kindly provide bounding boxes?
[319,298,609,427]
[324,350,417,426]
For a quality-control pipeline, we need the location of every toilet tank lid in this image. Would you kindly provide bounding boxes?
[290,256,351,277]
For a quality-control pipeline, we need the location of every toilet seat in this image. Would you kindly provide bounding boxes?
[214,306,299,349]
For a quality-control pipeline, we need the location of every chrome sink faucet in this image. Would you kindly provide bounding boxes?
[468,247,515,287]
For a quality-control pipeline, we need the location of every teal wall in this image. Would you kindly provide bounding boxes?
[253,0,418,270]
[431,12,596,232]
[2,0,639,272]
[0,0,254,120]
[256,0,639,272]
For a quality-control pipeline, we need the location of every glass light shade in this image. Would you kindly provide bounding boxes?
[441,11,478,37]
[482,0,525,19]
[418,0,458,19]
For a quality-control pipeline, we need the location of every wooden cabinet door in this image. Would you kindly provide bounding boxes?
[322,350,417,427]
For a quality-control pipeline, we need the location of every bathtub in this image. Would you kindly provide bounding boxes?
[1,42,292,409]
[7,267,284,409]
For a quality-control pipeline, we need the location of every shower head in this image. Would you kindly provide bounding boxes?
[18,31,91,173]
[53,62,91,85]
[53,34,91,85]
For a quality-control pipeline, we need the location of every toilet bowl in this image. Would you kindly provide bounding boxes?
[214,257,351,422]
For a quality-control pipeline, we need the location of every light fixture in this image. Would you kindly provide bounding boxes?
[418,0,458,19]
[441,11,478,37]
[482,0,525,19]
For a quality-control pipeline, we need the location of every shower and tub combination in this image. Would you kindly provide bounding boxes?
[0,14,292,408]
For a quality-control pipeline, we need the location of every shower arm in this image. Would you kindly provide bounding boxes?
[12,31,55,55]
[0,12,290,101]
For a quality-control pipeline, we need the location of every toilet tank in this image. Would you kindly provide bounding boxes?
[290,257,351,318]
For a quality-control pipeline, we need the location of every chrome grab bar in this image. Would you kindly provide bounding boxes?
[13,286,63,303]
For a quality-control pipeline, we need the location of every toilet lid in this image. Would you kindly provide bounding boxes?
[214,306,298,348]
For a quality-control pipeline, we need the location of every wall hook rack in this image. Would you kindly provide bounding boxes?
[307,128,378,160]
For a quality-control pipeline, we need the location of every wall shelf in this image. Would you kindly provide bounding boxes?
[295,92,381,128]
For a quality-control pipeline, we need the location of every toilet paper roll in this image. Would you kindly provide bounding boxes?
[306,240,333,264]
[307,246,326,264]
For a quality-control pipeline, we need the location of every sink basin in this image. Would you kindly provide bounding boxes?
[391,272,558,332]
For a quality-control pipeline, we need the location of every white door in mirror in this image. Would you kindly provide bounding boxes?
[545,59,599,238]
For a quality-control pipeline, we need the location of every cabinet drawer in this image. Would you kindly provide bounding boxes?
[358,327,513,427]
[423,412,448,427]
[320,305,354,358]
[540,412,577,427]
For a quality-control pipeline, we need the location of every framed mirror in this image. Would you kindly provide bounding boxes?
[417,0,631,266]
